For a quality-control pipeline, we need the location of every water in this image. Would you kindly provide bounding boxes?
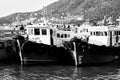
[0,63,120,80]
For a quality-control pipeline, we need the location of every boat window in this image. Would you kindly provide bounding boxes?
[28,29,33,35]
[91,31,107,36]
[100,32,103,36]
[65,34,67,38]
[95,32,105,36]
[116,31,118,35]
[117,31,119,35]
[61,34,63,38]
[90,32,93,35]
[68,34,70,37]
[94,32,96,36]
[34,28,40,35]
[99,32,101,36]
[86,29,88,32]
[82,29,88,32]
[114,31,119,35]
[119,31,120,35]
[42,29,47,35]
[104,32,107,36]
[57,34,60,38]
[96,32,99,36]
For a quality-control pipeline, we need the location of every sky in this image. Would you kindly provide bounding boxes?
[0,0,58,17]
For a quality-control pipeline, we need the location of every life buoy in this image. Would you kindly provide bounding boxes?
[0,42,4,49]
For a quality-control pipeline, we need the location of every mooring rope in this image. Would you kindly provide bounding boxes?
[72,42,78,66]
[16,40,23,65]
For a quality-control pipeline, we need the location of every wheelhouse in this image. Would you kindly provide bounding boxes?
[77,25,120,47]
[26,24,52,45]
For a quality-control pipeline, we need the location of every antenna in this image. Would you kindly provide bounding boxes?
[116,16,120,26]
[43,6,47,19]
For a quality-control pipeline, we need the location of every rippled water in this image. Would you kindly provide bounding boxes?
[0,62,120,80]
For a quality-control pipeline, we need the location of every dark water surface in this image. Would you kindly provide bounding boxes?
[0,62,120,80]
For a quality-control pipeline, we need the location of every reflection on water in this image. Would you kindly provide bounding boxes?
[0,63,120,80]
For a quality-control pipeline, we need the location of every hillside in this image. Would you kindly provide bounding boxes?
[0,0,120,26]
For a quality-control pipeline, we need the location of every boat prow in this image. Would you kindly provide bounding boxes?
[63,37,119,66]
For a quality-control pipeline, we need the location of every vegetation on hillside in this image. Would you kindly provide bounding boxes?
[0,0,120,25]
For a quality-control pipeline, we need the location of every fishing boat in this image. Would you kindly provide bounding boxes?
[16,17,120,66]
[16,23,76,65]
[0,27,20,63]
[63,20,120,66]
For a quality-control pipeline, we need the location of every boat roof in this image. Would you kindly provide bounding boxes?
[79,25,120,31]
[56,29,73,33]
[109,26,120,31]
[26,24,51,29]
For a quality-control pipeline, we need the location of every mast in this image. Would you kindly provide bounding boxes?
[42,6,49,24]
[43,6,47,19]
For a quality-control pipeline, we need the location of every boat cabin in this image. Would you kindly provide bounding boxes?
[26,23,77,47]
[109,27,120,47]
[26,24,52,45]
[77,25,120,47]
[53,30,75,46]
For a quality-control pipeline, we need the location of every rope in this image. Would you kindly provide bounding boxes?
[16,40,23,65]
